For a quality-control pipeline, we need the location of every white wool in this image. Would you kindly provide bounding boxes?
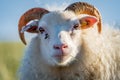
[19,11,120,80]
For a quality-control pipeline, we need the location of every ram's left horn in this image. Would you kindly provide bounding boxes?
[65,2,102,33]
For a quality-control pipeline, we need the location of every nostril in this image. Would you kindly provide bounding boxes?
[62,44,68,48]
[53,45,60,49]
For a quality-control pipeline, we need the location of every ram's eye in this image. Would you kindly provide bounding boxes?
[39,27,45,34]
[73,24,80,30]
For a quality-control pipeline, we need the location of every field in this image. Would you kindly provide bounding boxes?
[0,42,24,80]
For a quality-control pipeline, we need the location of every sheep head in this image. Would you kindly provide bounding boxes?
[18,2,101,66]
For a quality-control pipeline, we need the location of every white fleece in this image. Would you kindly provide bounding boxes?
[19,11,120,80]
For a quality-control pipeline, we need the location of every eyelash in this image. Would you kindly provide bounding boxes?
[39,27,49,39]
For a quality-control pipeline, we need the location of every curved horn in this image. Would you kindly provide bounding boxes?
[65,2,102,33]
[18,8,49,45]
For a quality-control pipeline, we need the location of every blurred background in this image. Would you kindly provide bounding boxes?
[0,0,120,80]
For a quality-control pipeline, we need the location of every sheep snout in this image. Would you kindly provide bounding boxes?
[53,44,68,50]
[53,44,69,56]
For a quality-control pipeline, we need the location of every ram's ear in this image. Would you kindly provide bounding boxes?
[21,19,39,33]
[79,16,98,29]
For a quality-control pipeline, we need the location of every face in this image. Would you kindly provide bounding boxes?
[38,11,82,66]
[21,11,98,66]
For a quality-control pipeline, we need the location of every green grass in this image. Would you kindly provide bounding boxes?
[0,42,24,80]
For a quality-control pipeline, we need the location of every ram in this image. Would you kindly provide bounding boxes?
[18,2,120,80]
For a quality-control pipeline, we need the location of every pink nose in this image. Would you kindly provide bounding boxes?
[53,44,68,50]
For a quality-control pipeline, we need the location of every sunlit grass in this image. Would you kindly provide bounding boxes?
[0,42,24,80]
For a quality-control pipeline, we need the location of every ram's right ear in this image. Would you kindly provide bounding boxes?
[18,8,49,45]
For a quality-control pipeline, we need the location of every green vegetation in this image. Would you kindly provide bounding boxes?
[0,42,24,80]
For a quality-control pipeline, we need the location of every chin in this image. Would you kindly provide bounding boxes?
[53,56,74,66]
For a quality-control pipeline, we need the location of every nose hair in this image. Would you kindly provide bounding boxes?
[53,44,68,50]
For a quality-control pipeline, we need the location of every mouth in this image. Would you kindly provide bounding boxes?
[54,52,69,62]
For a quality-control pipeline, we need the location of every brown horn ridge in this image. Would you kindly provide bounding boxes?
[18,8,49,45]
[65,2,102,33]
